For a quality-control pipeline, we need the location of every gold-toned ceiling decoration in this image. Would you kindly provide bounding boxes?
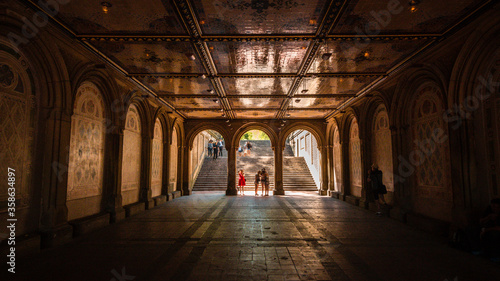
[26,0,492,119]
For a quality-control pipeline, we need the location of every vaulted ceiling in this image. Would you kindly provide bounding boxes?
[27,0,491,119]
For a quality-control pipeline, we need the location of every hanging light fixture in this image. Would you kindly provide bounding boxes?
[301,78,308,94]
[409,0,421,13]
[101,2,112,13]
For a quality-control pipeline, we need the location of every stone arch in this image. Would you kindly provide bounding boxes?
[347,117,362,197]
[0,10,71,110]
[233,122,278,150]
[121,103,143,206]
[331,122,342,192]
[407,81,453,221]
[169,119,184,193]
[69,65,120,128]
[278,122,324,149]
[392,68,448,128]
[370,104,394,198]
[151,117,164,197]
[448,24,500,209]
[66,81,106,220]
[187,122,230,150]
[0,41,37,224]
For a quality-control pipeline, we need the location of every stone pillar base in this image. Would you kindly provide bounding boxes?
[145,199,155,210]
[110,207,126,224]
[226,188,237,196]
[40,223,73,249]
[273,189,285,195]
[319,190,328,196]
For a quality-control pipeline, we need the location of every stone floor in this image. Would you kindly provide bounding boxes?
[7,191,500,281]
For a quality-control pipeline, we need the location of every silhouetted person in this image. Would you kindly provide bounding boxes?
[480,198,500,260]
[213,145,218,160]
[367,164,387,216]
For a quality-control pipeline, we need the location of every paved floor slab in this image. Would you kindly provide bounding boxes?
[5,191,500,281]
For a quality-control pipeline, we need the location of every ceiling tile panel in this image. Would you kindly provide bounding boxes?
[287,109,330,118]
[56,0,186,34]
[163,97,222,110]
[297,76,378,96]
[229,97,284,109]
[209,41,309,73]
[91,41,205,73]
[308,39,431,73]
[234,110,277,119]
[178,110,226,119]
[192,0,328,35]
[222,77,293,95]
[331,0,483,34]
[292,97,349,109]
[144,77,214,95]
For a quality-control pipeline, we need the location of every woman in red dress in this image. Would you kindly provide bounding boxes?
[238,169,246,195]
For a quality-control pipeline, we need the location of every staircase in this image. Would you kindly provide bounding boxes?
[192,141,318,192]
[191,157,228,191]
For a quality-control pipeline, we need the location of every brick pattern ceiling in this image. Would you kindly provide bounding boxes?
[28,0,491,119]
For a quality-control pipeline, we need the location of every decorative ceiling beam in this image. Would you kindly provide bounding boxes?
[316,0,348,37]
[77,34,440,42]
[276,0,349,119]
[172,0,235,119]
[158,94,355,99]
[128,72,385,78]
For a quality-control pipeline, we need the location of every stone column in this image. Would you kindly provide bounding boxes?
[327,145,335,196]
[226,145,237,195]
[319,145,329,195]
[181,145,191,195]
[273,145,285,195]
[161,138,170,196]
[140,134,154,209]
[103,128,126,223]
[340,140,349,197]
[39,108,73,248]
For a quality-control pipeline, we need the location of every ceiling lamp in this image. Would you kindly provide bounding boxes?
[101,2,112,13]
[226,119,230,123]
[187,54,196,61]
[321,53,332,61]
[301,89,308,94]
[286,113,291,118]
[207,89,214,93]
[409,0,421,13]
[295,98,301,103]
[213,99,219,103]
[201,74,206,79]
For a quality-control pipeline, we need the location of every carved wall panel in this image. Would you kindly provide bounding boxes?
[333,127,342,192]
[67,82,105,219]
[151,118,163,197]
[371,105,394,192]
[0,48,35,212]
[411,85,452,221]
[349,119,362,197]
[169,127,178,193]
[121,105,142,205]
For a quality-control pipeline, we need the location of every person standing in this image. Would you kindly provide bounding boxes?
[238,170,246,195]
[246,141,253,156]
[254,171,261,196]
[218,139,224,157]
[367,164,387,216]
[261,168,269,196]
[207,140,213,157]
[212,144,219,160]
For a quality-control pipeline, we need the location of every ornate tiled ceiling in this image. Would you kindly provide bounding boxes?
[28,0,492,119]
